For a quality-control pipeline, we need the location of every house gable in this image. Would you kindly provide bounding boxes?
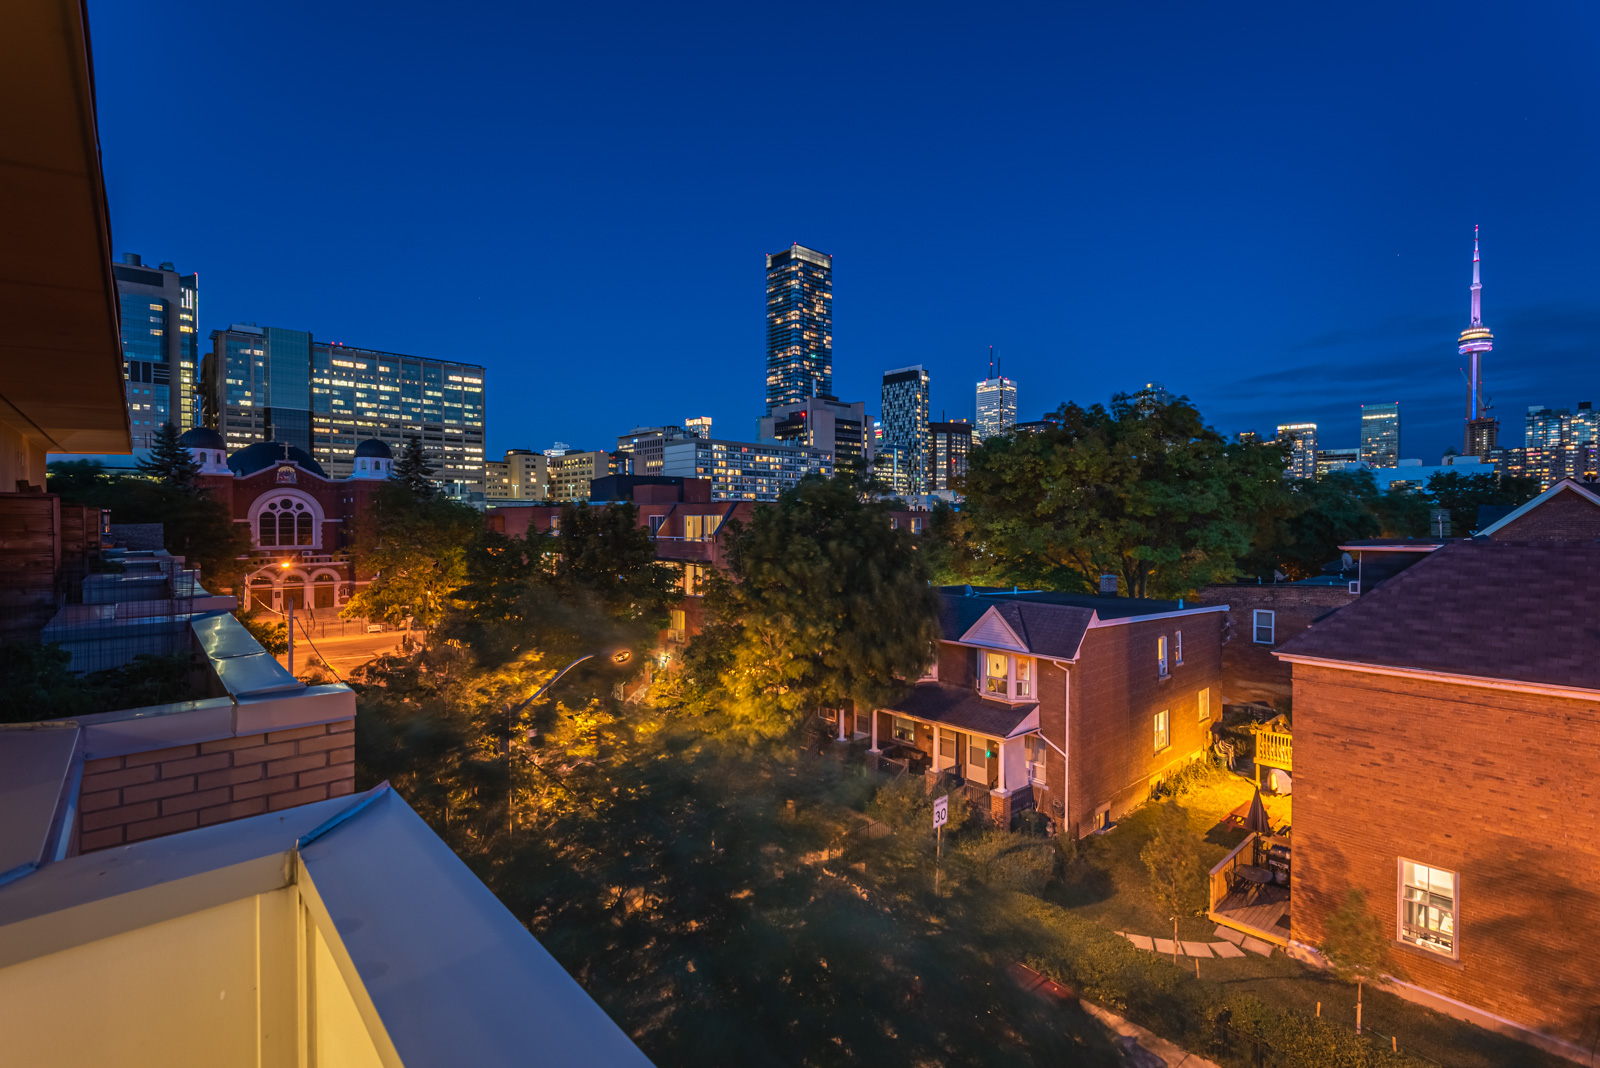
[1477,479,1600,541]
[961,606,1029,652]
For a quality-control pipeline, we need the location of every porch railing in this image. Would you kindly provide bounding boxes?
[1253,727,1292,771]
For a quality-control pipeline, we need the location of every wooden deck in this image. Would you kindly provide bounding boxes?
[1210,885,1291,946]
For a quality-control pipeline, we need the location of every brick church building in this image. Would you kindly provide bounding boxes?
[180,427,394,611]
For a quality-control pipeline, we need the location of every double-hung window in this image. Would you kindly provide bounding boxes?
[1253,609,1276,644]
[1153,710,1170,752]
[1174,629,1183,665]
[985,652,1009,695]
[1157,636,1169,678]
[892,717,916,743]
[1014,657,1033,698]
[1198,687,1211,721]
[1400,860,1457,957]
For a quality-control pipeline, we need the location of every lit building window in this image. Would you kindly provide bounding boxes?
[1153,710,1170,752]
[1400,860,1457,957]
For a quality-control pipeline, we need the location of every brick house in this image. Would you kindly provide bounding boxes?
[1194,582,1356,709]
[1275,540,1600,1061]
[854,588,1224,834]
[1476,477,1600,542]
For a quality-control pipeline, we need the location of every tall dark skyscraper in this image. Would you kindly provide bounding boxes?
[765,243,833,413]
[881,365,931,495]
[113,253,199,447]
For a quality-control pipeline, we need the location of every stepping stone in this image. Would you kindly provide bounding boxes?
[1125,934,1154,951]
[1153,938,1179,956]
[1211,941,1246,958]
[1181,941,1214,957]
[1241,935,1275,956]
[1214,925,1245,945]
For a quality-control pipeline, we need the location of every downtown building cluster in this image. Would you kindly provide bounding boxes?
[98,254,489,502]
[487,242,1023,505]
[1267,231,1597,493]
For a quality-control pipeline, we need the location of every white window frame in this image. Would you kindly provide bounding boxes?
[1153,709,1170,753]
[983,651,1009,696]
[1174,629,1183,665]
[1198,686,1211,722]
[1014,656,1033,698]
[1157,635,1169,678]
[1398,859,1459,959]
[1253,609,1275,644]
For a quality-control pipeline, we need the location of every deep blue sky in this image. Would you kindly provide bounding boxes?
[91,1,1599,459]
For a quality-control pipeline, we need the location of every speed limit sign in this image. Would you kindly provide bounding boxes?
[933,793,949,829]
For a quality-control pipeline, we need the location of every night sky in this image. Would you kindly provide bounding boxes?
[91,2,1599,460]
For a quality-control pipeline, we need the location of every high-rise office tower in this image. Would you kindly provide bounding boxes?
[113,254,199,447]
[929,420,973,492]
[685,416,713,439]
[205,325,486,489]
[760,396,872,469]
[976,378,1017,440]
[880,365,931,495]
[1276,422,1318,480]
[764,243,832,412]
[1359,403,1400,468]
[615,425,694,475]
[1457,226,1498,459]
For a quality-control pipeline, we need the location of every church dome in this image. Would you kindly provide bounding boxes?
[354,438,393,459]
[228,440,328,479]
[178,426,226,450]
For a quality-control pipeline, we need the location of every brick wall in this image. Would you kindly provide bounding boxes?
[76,720,355,852]
[1196,585,1354,708]
[1290,662,1600,1048]
[1488,489,1600,543]
[1067,613,1221,836]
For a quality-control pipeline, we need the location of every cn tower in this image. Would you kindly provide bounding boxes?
[1458,226,1496,457]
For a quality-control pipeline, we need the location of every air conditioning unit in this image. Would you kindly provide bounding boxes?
[1348,580,1360,595]
[1027,761,1046,785]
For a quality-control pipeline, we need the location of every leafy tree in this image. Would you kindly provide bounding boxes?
[1369,486,1432,539]
[0,642,205,723]
[1425,470,1539,536]
[1140,800,1207,916]
[343,482,480,631]
[1320,887,1391,982]
[552,501,679,617]
[235,609,288,655]
[962,393,1293,598]
[392,437,437,497]
[135,422,202,493]
[686,473,939,728]
[1254,471,1382,581]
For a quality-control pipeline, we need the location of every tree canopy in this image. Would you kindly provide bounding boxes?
[959,393,1292,598]
[135,422,202,493]
[342,481,481,631]
[680,473,939,728]
[392,437,437,497]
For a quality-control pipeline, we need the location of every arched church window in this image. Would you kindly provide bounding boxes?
[259,497,315,548]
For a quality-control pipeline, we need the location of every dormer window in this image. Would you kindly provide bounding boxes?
[985,652,1009,695]
[980,652,1035,701]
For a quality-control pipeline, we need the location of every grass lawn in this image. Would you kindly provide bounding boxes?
[1044,769,1568,1068]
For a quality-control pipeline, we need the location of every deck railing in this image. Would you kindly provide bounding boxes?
[1208,832,1259,912]
[1253,728,1292,771]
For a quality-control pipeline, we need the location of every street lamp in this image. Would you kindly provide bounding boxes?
[503,648,632,828]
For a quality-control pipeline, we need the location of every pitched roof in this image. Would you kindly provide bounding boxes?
[1276,541,1600,692]
[1474,478,1600,539]
[935,588,1200,660]
[885,682,1038,738]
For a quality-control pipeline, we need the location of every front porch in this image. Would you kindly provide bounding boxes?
[828,683,1048,827]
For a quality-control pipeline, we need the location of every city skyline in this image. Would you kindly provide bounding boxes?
[88,3,1600,463]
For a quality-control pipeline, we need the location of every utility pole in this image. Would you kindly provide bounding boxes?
[287,598,295,677]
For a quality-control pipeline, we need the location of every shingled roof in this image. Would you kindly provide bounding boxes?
[1276,541,1600,692]
[886,682,1038,738]
[935,588,1199,661]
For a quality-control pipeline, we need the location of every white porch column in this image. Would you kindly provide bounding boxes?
[836,708,847,742]
[869,710,880,754]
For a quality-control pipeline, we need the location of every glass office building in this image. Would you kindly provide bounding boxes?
[929,420,973,492]
[206,325,486,490]
[975,376,1016,440]
[765,244,833,413]
[1359,402,1400,469]
[113,254,199,447]
[880,365,931,495]
[759,397,872,469]
[660,438,832,501]
[1276,422,1318,480]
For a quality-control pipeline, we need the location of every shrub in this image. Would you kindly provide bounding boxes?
[956,830,1055,894]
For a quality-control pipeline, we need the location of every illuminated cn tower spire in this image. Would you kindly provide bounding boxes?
[1458,225,1494,450]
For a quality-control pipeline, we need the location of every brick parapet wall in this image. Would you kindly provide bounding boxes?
[1290,662,1600,1048]
[1195,585,1355,708]
[77,719,356,852]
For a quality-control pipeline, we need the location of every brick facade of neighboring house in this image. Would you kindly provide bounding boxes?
[1478,478,1600,543]
[1276,541,1600,1061]
[1194,584,1355,708]
[869,589,1223,837]
[76,720,356,852]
